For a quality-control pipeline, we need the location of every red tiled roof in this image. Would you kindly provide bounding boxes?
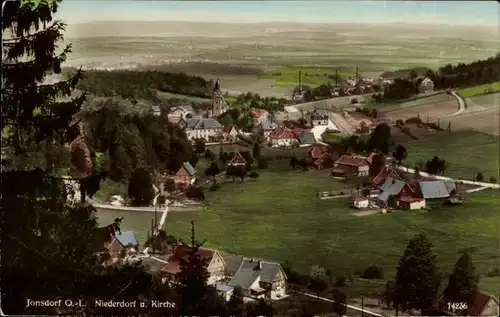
[160,245,214,275]
[366,152,377,164]
[168,117,182,124]
[249,108,268,118]
[229,152,247,165]
[332,168,347,175]
[371,165,403,186]
[335,155,368,167]
[268,126,299,140]
[467,291,497,316]
[309,146,327,159]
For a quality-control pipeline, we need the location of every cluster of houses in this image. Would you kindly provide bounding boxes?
[96,230,287,302]
[306,146,460,211]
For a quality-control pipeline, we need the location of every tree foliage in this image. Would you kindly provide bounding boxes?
[332,288,347,317]
[392,144,408,165]
[443,252,478,314]
[367,123,393,154]
[394,233,441,314]
[128,167,155,206]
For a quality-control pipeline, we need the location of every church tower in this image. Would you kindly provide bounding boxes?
[212,78,222,117]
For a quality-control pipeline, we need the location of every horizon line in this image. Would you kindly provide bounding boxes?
[66,20,498,28]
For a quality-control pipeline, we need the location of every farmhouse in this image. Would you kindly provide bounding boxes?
[438,291,499,316]
[228,151,247,167]
[228,258,287,299]
[308,146,337,169]
[105,231,139,256]
[353,197,369,209]
[249,108,269,125]
[268,126,300,147]
[160,245,226,285]
[151,105,161,116]
[377,178,414,207]
[398,196,426,210]
[418,180,456,199]
[184,118,224,141]
[216,283,234,301]
[419,77,434,94]
[172,162,196,189]
[332,155,370,177]
[371,164,404,187]
[310,108,329,126]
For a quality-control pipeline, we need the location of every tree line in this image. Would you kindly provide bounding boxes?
[375,53,500,102]
[64,67,213,100]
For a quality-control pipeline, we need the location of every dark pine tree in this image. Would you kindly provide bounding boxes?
[443,252,478,316]
[393,233,441,315]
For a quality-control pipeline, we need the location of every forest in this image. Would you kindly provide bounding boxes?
[64,68,213,100]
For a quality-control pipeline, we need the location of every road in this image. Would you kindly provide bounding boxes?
[295,292,385,317]
[396,166,500,191]
[448,91,466,116]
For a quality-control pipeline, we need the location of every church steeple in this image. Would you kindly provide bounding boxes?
[213,78,220,92]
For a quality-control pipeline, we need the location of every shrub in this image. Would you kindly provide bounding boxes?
[362,265,384,279]
[487,268,500,277]
[489,176,497,183]
[334,275,347,287]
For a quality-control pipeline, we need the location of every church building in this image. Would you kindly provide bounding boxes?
[209,78,228,118]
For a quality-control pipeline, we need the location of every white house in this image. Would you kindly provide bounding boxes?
[418,77,434,94]
[267,126,299,147]
[228,258,287,300]
[249,108,269,125]
[310,108,329,126]
[353,197,369,209]
[160,245,226,285]
[398,197,426,210]
[184,118,224,141]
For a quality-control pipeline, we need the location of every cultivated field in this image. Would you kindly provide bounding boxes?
[260,66,356,88]
[450,93,500,135]
[379,97,459,124]
[404,130,499,181]
[457,82,500,98]
[63,21,500,97]
[390,123,447,143]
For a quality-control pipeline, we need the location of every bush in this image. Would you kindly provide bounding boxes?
[334,275,347,287]
[487,267,500,277]
[362,265,384,279]
[490,176,497,183]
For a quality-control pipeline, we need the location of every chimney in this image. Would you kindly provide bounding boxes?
[259,261,262,269]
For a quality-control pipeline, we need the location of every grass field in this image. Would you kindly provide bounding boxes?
[260,66,355,88]
[404,130,499,181]
[96,168,500,296]
[457,82,500,98]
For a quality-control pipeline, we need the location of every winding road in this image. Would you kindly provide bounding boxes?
[448,91,466,116]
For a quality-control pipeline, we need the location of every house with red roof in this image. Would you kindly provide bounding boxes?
[377,177,414,207]
[222,125,238,141]
[249,108,269,125]
[228,151,247,167]
[307,146,337,170]
[267,126,300,147]
[371,164,404,187]
[332,155,370,177]
[398,196,426,210]
[160,244,226,285]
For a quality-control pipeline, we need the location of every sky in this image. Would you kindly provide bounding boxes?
[56,1,499,26]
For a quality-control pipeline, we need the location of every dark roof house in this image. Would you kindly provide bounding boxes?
[181,162,196,176]
[185,118,223,130]
[228,258,286,291]
[378,178,413,202]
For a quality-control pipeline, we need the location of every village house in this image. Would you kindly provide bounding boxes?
[168,117,187,129]
[418,77,434,94]
[307,146,337,170]
[216,283,234,301]
[227,258,287,299]
[105,231,140,257]
[169,105,194,119]
[228,151,247,167]
[310,108,329,126]
[371,164,404,187]
[398,196,426,210]
[151,105,161,116]
[249,108,269,125]
[438,292,499,316]
[377,178,414,207]
[332,155,370,177]
[417,180,456,200]
[267,126,300,147]
[184,118,223,141]
[222,125,238,142]
[160,245,226,285]
[353,197,369,209]
[172,162,196,189]
[259,121,278,138]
